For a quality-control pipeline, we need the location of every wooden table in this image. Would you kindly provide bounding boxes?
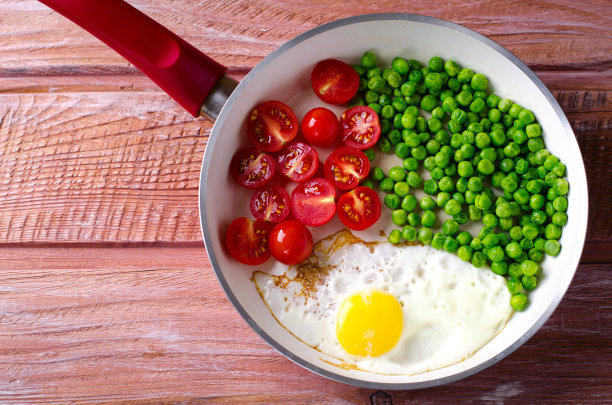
[1,1,610,403]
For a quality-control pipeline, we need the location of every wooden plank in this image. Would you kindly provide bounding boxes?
[0,247,608,403]
[0,0,610,72]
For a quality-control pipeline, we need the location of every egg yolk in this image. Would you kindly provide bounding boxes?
[336,289,403,357]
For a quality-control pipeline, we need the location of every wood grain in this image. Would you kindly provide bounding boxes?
[0,247,609,403]
[0,0,610,403]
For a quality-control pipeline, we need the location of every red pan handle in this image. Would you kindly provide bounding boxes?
[39,0,227,117]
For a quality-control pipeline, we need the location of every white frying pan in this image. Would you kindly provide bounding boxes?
[40,0,588,389]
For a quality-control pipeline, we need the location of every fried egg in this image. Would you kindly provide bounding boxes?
[252,230,513,375]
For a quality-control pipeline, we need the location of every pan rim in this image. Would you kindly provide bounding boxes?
[199,12,588,389]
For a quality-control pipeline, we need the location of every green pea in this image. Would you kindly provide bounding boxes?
[544,240,561,256]
[457,68,474,83]
[511,293,528,311]
[475,193,492,211]
[420,95,438,112]
[505,241,522,259]
[456,90,474,107]
[529,194,545,210]
[404,213,418,228]
[418,227,434,244]
[518,109,535,124]
[442,219,460,236]
[402,157,417,171]
[444,237,460,253]
[529,248,543,262]
[483,213,499,229]
[507,278,523,294]
[522,223,539,240]
[387,166,405,182]
[389,229,403,244]
[402,225,417,242]
[421,210,437,228]
[361,51,377,69]
[552,212,568,226]
[368,102,382,114]
[387,71,403,88]
[490,261,508,276]
[520,260,539,276]
[545,223,562,240]
[430,167,444,180]
[379,177,395,193]
[399,195,417,213]
[384,193,401,210]
[392,209,408,226]
[468,176,484,192]
[388,129,402,145]
[469,97,486,113]
[476,159,495,175]
[394,182,410,198]
[395,142,411,159]
[377,137,392,153]
[423,179,439,195]
[471,251,487,267]
[420,196,437,211]
[411,145,428,160]
[470,73,488,91]
[444,199,462,216]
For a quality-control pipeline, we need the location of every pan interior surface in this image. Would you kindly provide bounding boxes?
[200,14,588,388]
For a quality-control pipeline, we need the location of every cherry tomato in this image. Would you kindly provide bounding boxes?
[249,184,291,223]
[276,142,320,182]
[225,217,273,265]
[324,146,370,191]
[290,177,337,227]
[337,186,381,231]
[246,100,298,152]
[301,107,340,147]
[311,59,360,105]
[340,106,381,150]
[269,220,314,265]
[230,148,276,189]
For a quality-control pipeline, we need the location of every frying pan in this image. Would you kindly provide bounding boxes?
[39,0,588,389]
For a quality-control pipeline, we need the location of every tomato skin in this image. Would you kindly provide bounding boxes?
[301,107,340,147]
[276,142,320,182]
[247,100,298,152]
[311,59,360,104]
[341,106,381,150]
[230,148,276,189]
[324,146,370,191]
[249,184,291,223]
[269,220,314,265]
[225,217,273,265]
[337,186,381,231]
[290,177,337,227]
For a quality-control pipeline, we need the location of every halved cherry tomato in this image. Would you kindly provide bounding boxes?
[340,106,381,150]
[269,220,314,265]
[301,107,340,147]
[311,59,360,105]
[230,148,276,189]
[225,217,273,265]
[290,177,337,227]
[247,100,298,152]
[337,186,381,231]
[276,142,319,182]
[324,146,370,191]
[250,184,291,223]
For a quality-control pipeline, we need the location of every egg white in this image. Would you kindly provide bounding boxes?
[252,230,513,375]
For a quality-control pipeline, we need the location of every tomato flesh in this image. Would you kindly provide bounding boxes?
[337,186,381,231]
[311,59,360,105]
[230,148,276,189]
[225,217,273,265]
[301,107,340,147]
[249,184,291,223]
[269,220,314,265]
[290,177,337,227]
[324,146,370,191]
[276,142,319,182]
[247,100,298,152]
[341,106,381,150]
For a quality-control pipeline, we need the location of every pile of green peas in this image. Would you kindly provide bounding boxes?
[351,51,570,312]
